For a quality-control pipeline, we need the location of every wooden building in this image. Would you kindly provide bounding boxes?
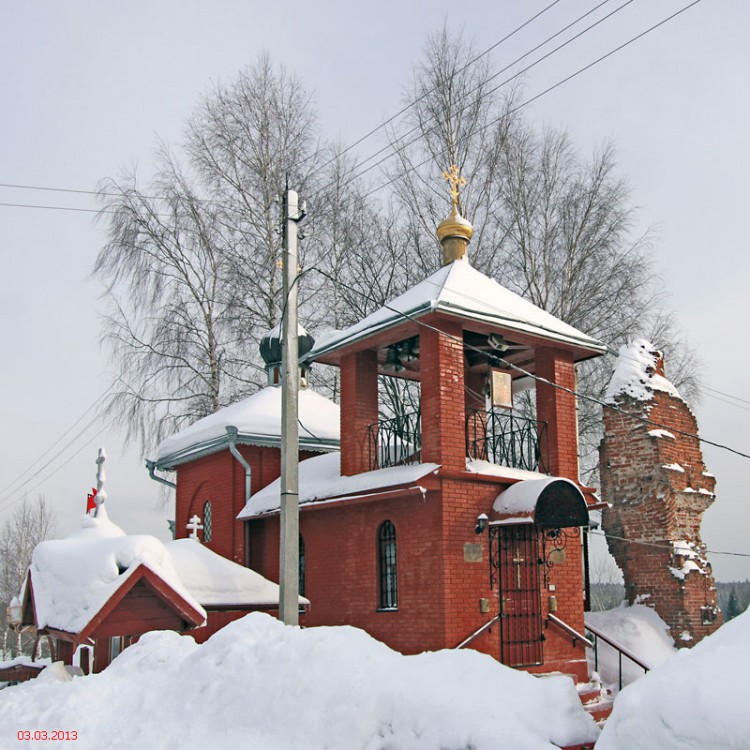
[20,480,305,673]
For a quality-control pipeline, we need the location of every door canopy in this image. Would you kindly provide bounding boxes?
[492,477,590,528]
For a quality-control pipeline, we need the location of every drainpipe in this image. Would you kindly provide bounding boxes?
[146,460,176,490]
[226,426,252,503]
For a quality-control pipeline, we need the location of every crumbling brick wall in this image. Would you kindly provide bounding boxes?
[599,340,721,645]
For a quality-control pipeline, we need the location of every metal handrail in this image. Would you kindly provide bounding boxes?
[456,615,501,649]
[584,620,651,690]
[549,614,651,691]
[547,613,595,649]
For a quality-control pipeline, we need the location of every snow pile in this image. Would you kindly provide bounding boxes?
[30,508,203,633]
[0,613,598,749]
[585,603,676,690]
[604,339,682,404]
[598,607,750,749]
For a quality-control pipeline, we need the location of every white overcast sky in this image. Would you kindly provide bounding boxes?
[1,0,748,580]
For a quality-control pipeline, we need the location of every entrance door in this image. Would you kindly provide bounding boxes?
[492,525,544,667]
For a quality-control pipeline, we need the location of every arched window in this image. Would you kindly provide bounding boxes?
[378,521,398,610]
[299,534,306,598]
[202,500,213,543]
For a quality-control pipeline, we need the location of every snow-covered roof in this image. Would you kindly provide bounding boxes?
[238,452,440,518]
[308,259,605,361]
[605,338,682,404]
[154,386,340,469]
[29,508,205,634]
[492,476,589,527]
[29,509,303,634]
[166,538,308,608]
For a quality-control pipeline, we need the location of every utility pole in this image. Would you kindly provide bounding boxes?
[279,187,304,625]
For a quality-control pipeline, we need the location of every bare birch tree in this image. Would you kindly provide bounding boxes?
[386,26,699,479]
[96,56,342,452]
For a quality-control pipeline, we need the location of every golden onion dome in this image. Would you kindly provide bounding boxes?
[437,165,473,264]
[436,207,474,244]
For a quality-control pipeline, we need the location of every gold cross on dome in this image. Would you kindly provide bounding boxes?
[442,164,466,210]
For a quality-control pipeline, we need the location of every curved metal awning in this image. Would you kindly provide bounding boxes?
[491,477,590,528]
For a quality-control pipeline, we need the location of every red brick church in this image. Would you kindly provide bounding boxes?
[152,180,608,681]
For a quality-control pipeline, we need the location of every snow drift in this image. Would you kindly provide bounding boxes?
[1,613,598,750]
[585,603,676,690]
[597,605,750,748]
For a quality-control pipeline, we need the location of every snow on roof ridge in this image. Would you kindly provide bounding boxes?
[604,338,682,405]
[309,260,603,359]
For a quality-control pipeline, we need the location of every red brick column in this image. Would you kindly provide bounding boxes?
[420,322,466,470]
[340,350,378,476]
[535,347,578,480]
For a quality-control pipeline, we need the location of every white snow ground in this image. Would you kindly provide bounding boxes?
[1,613,598,750]
[597,605,750,749]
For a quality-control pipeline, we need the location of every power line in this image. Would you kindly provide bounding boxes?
[587,528,750,559]
[317,0,635,201]
[0,388,112,498]
[356,0,703,201]
[308,266,750,463]
[0,0,596,214]
[0,410,113,512]
[0,423,112,516]
[0,200,110,215]
[311,0,567,174]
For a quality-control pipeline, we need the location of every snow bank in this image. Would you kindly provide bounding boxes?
[0,613,599,749]
[605,339,682,404]
[598,606,750,749]
[585,604,676,690]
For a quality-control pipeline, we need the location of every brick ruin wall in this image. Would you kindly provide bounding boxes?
[599,378,722,645]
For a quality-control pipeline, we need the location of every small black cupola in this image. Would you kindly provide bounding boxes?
[260,322,315,388]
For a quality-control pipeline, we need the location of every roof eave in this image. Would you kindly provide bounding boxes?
[154,434,340,471]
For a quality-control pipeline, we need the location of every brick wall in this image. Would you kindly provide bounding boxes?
[420,322,467,470]
[247,488,449,654]
[246,472,589,677]
[175,444,316,565]
[600,371,721,645]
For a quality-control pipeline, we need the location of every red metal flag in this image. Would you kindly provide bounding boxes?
[86,487,97,514]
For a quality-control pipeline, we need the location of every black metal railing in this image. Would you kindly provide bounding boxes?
[584,619,651,691]
[547,615,651,692]
[466,409,547,473]
[368,410,422,470]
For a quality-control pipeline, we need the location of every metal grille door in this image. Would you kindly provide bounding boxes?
[492,525,544,667]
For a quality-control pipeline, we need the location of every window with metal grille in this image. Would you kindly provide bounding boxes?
[378,520,398,610]
[299,534,306,597]
[202,500,213,543]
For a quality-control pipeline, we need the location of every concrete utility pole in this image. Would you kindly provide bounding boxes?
[279,187,304,625]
